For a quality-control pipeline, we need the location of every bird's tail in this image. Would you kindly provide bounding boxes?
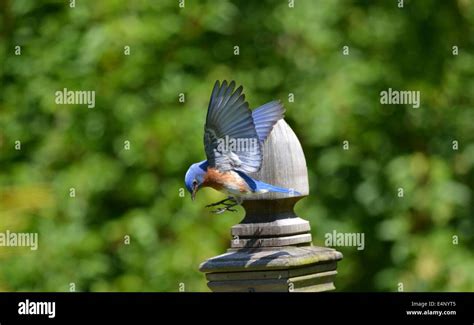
[253,180,301,196]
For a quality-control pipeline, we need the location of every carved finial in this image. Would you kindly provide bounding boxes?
[249,119,309,200]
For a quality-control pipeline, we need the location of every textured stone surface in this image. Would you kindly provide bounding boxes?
[230,233,312,248]
[207,270,338,292]
[199,246,343,273]
[205,261,338,281]
[231,217,310,237]
[201,247,342,292]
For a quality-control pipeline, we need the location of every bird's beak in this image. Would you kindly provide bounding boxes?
[191,185,198,201]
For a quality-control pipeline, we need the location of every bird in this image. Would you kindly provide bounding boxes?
[184,80,299,214]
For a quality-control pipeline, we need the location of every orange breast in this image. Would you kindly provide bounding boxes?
[203,168,249,193]
[203,168,225,191]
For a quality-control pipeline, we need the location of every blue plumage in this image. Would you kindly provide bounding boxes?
[185,80,299,213]
[234,170,300,195]
[252,100,285,143]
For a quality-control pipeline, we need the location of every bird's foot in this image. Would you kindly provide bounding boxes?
[211,206,238,214]
[205,197,234,208]
[207,197,241,214]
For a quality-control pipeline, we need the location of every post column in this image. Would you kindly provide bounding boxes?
[199,119,343,292]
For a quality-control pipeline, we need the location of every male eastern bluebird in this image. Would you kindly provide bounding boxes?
[185,80,299,214]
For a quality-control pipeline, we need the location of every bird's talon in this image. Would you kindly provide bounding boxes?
[206,197,235,208]
[210,205,238,214]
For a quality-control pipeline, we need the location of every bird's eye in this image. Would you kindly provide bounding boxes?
[192,180,198,187]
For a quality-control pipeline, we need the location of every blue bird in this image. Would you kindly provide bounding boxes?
[185,80,299,213]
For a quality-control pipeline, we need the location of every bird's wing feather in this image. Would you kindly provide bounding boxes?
[251,100,285,143]
[204,80,262,173]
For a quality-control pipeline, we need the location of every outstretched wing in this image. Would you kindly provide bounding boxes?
[204,80,262,173]
[252,100,285,143]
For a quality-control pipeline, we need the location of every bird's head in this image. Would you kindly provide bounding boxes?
[184,161,208,201]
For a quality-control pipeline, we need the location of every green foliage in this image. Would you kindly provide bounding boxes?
[0,0,473,291]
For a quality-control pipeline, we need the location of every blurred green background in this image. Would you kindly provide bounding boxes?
[0,0,473,292]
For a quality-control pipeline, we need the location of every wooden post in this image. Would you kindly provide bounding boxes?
[199,119,343,292]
